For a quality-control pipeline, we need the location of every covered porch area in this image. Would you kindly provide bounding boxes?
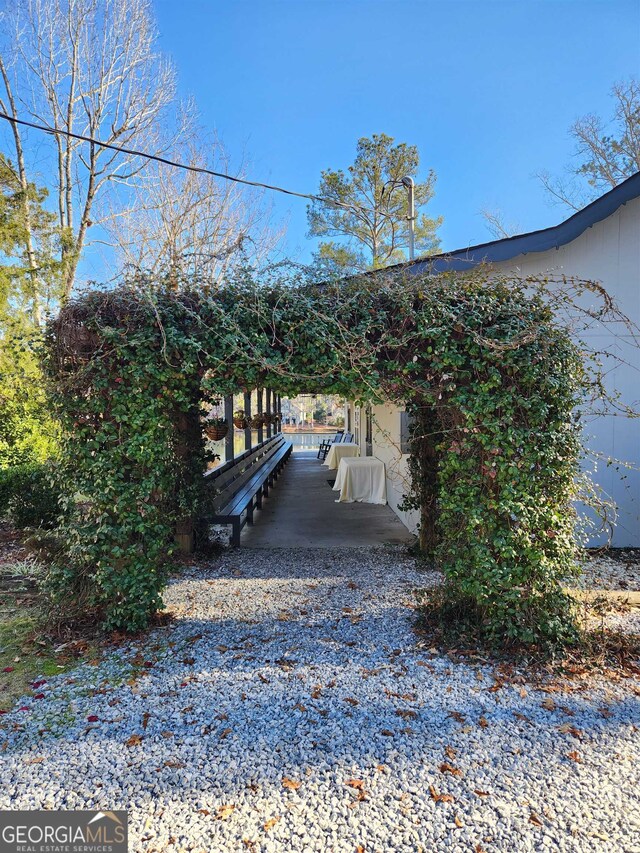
[240,450,415,548]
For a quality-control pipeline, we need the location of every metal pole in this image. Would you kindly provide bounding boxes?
[402,176,415,261]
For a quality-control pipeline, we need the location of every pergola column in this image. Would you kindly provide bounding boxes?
[257,388,264,444]
[244,391,252,450]
[224,395,234,463]
[265,388,272,438]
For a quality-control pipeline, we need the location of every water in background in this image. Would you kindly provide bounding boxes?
[207,429,337,466]
[286,431,335,451]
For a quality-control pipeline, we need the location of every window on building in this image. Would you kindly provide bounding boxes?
[365,405,373,456]
[400,410,413,455]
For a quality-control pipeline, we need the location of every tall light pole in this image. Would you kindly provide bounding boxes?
[401,176,416,261]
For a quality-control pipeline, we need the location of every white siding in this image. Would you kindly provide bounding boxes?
[370,196,640,546]
[490,196,640,546]
[370,403,420,533]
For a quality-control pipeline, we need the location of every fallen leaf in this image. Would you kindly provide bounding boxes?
[429,785,454,803]
[567,750,582,763]
[163,760,185,768]
[344,697,359,706]
[557,723,584,739]
[474,789,490,797]
[541,697,556,712]
[454,815,463,828]
[292,703,307,713]
[216,804,236,820]
[395,709,417,720]
[87,715,99,723]
[219,728,232,739]
[478,716,489,728]
[448,711,466,723]
[263,816,281,831]
[439,762,462,776]
[258,674,270,684]
[125,734,142,747]
[142,712,151,730]
[282,777,301,791]
[513,712,531,723]
[445,745,457,760]
[380,729,394,737]
[345,779,366,790]
[529,813,543,827]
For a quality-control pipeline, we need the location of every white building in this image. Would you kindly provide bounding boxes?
[346,172,640,546]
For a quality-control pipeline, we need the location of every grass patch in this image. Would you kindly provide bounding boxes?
[0,539,102,710]
[0,609,69,711]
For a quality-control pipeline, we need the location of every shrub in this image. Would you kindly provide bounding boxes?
[0,463,61,529]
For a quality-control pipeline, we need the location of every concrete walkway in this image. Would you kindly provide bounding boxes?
[241,451,415,548]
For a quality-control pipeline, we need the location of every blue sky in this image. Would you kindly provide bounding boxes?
[153,0,640,264]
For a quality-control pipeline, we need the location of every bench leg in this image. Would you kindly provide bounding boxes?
[247,502,254,525]
[232,519,241,547]
[256,489,263,510]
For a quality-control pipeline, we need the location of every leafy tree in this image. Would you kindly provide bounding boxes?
[0,155,62,324]
[538,77,640,210]
[0,154,61,468]
[307,133,442,271]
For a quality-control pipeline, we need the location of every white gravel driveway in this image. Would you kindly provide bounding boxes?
[1,547,638,852]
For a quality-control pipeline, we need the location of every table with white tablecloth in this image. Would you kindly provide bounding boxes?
[332,457,387,504]
[323,442,360,470]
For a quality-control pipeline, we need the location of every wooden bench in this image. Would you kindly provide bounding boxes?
[202,434,292,546]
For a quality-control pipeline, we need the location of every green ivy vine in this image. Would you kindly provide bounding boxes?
[44,267,591,644]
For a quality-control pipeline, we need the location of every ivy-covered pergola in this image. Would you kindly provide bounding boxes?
[45,267,585,646]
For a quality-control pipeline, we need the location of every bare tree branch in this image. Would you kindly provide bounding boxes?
[1,0,178,298]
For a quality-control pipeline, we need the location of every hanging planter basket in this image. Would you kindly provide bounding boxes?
[233,410,248,429]
[249,413,266,429]
[204,420,229,441]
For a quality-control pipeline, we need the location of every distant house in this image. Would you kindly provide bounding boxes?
[345,172,640,546]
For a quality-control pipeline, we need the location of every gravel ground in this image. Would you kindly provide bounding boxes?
[577,554,640,635]
[579,552,640,593]
[1,547,639,853]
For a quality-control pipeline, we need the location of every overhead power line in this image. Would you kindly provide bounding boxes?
[0,111,369,217]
